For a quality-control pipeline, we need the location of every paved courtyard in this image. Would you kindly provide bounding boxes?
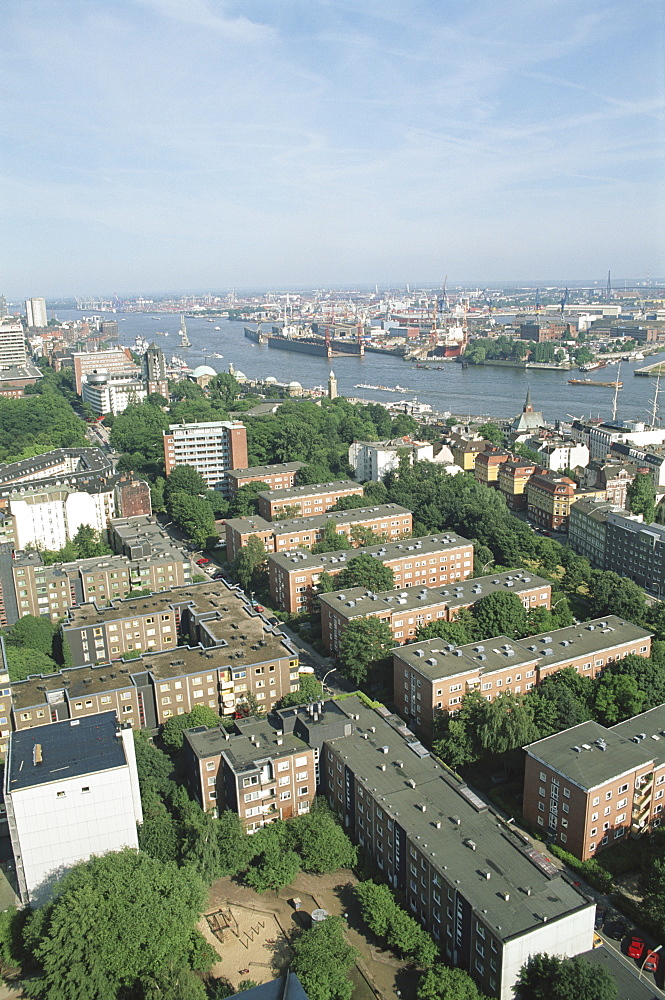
[204,871,416,1000]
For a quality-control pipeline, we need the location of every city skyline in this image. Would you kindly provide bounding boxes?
[4,0,664,296]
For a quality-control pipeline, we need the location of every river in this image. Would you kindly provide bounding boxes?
[56,311,660,425]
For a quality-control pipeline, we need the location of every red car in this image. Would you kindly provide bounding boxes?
[627,936,644,960]
[643,949,660,973]
[196,557,210,566]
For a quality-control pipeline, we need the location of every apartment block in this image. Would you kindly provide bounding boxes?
[523,704,665,861]
[183,716,316,829]
[225,505,413,562]
[81,372,149,416]
[394,616,652,738]
[257,481,364,521]
[163,420,248,492]
[320,570,551,656]
[525,472,577,532]
[269,533,474,614]
[321,696,594,1000]
[450,436,492,472]
[348,438,435,481]
[8,484,114,551]
[0,320,28,368]
[568,499,620,567]
[225,462,304,495]
[0,447,109,492]
[473,448,512,486]
[24,298,47,329]
[606,513,665,597]
[0,638,12,753]
[4,713,142,904]
[11,583,300,733]
[497,460,539,511]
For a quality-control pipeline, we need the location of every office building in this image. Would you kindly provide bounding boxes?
[141,343,169,397]
[24,298,47,329]
[523,704,665,861]
[81,371,149,416]
[225,462,304,495]
[72,347,138,394]
[0,320,28,368]
[163,420,248,492]
[394,616,652,738]
[257,481,364,521]
[269,533,474,614]
[225,505,413,562]
[4,712,142,904]
[183,715,317,828]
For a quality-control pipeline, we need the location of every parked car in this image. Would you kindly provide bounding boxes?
[643,949,660,973]
[212,572,225,581]
[628,936,645,959]
[196,557,210,566]
[594,906,607,930]
[605,919,628,940]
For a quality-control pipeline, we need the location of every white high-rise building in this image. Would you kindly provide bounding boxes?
[4,713,143,904]
[0,320,28,369]
[25,298,47,328]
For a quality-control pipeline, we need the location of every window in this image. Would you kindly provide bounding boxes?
[277,761,290,772]
[206,761,216,771]
[280,791,291,801]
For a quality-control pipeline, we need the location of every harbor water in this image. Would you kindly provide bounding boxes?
[58,312,659,425]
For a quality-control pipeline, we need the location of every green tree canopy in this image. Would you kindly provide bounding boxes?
[417,964,486,1000]
[244,824,301,893]
[233,534,267,590]
[168,492,216,549]
[4,614,56,657]
[22,849,211,1000]
[472,591,527,639]
[165,464,208,498]
[338,617,394,684]
[5,647,59,682]
[291,916,357,1000]
[312,521,352,554]
[477,422,504,446]
[335,553,395,593]
[161,705,224,752]
[276,672,323,709]
[627,470,656,524]
[513,952,616,1000]
[290,802,357,873]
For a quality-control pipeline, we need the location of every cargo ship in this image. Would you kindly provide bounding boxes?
[568,378,623,387]
[244,323,364,358]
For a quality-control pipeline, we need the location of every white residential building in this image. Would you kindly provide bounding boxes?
[0,321,28,369]
[532,438,590,472]
[24,298,47,329]
[9,485,114,550]
[348,438,435,481]
[163,420,248,492]
[4,713,142,904]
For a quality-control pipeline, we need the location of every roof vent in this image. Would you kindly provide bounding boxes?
[502,891,510,901]
[33,744,42,765]
[465,839,477,851]
[407,778,417,789]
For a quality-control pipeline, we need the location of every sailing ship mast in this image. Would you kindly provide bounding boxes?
[179,313,191,348]
[649,372,662,427]
[611,363,622,422]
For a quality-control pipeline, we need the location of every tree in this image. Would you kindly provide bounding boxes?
[350,524,389,547]
[209,372,242,407]
[138,789,179,863]
[418,965,486,1000]
[312,521,352,554]
[245,825,301,893]
[71,524,112,559]
[233,534,267,590]
[477,422,504,446]
[161,705,223,752]
[513,952,616,1000]
[22,849,211,1000]
[336,553,395,593]
[165,464,208,499]
[229,482,270,518]
[472,591,527,639]
[338,617,394,685]
[328,495,365,513]
[354,881,435,966]
[168,491,216,548]
[291,916,357,1000]
[5,647,59,682]
[416,611,475,646]
[4,613,56,657]
[216,810,255,877]
[587,570,647,622]
[291,801,357,873]
[317,571,338,594]
[605,652,665,711]
[627,470,656,524]
[276,672,323,709]
[593,672,645,724]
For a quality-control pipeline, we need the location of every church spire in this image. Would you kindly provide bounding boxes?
[523,386,533,413]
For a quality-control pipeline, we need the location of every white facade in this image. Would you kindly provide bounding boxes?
[349,440,435,481]
[0,321,28,368]
[10,487,114,551]
[81,373,148,416]
[5,717,142,904]
[588,423,665,462]
[500,907,595,1000]
[534,440,590,472]
[25,298,47,329]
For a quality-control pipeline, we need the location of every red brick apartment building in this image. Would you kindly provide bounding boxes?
[394,617,652,738]
[225,505,413,562]
[320,570,551,655]
[257,480,364,521]
[268,533,474,614]
[225,462,304,496]
[163,420,248,492]
[183,716,316,829]
[523,704,665,860]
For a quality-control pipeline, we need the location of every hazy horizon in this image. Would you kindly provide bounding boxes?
[5,1,664,297]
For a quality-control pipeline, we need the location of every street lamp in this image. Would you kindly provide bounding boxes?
[638,943,662,982]
[320,667,336,699]
[482,558,495,572]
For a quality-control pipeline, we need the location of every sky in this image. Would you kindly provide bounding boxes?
[3,0,664,296]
